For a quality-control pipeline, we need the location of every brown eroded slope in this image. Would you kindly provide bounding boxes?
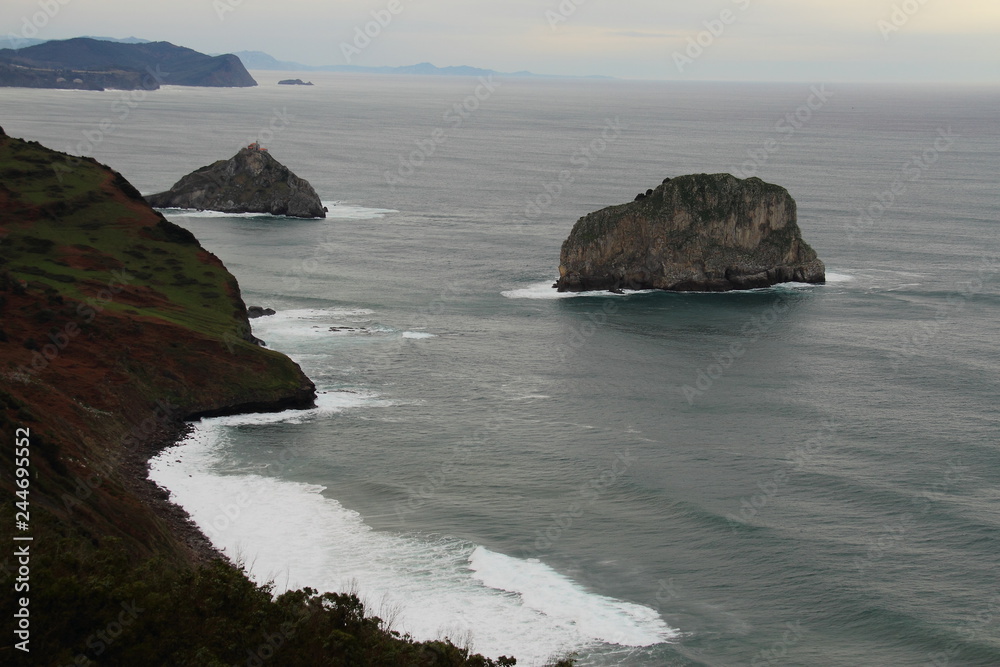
[0,125,314,565]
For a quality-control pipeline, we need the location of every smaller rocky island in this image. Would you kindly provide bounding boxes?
[278,78,314,86]
[146,144,327,218]
[555,173,825,293]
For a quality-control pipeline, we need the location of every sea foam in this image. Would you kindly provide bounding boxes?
[149,401,677,663]
[504,274,852,300]
[321,203,398,220]
[402,331,437,339]
[152,203,394,220]
[501,281,657,300]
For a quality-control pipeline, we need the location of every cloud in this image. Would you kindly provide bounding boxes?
[1,0,997,81]
[607,30,682,39]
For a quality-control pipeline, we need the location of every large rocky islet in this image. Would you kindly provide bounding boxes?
[555,173,825,293]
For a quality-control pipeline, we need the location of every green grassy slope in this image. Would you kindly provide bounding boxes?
[0,127,571,665]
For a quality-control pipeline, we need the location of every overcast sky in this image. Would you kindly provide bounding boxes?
[4,0,999,82]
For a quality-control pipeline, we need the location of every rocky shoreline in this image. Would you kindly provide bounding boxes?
[129,395,314,564]
[125,420,223,563]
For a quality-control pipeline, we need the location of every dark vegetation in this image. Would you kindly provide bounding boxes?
[0,129,572,664]
[14,535,565,666]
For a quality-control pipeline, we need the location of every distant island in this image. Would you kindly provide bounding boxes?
[234,50,611,79]
[0,38,257,90]
[0,35,149,50]
[555,174,825,293]
[278,78,314,86]
[147,143,327,219]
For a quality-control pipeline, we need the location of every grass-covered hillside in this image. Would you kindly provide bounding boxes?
[0,127,560,665]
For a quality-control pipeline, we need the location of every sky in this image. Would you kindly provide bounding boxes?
[3,0,999,82]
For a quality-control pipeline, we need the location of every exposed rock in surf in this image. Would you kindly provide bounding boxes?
[247,306,276,318]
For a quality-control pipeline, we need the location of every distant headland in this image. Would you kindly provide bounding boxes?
[0,37,257,90]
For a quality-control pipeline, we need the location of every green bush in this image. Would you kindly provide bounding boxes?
[21,539,575,666]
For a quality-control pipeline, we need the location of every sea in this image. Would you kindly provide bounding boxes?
[2,72,998,666]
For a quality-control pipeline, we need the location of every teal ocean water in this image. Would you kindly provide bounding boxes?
[2,74,998,665]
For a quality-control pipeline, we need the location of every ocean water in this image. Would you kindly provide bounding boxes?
[2,73,998,665]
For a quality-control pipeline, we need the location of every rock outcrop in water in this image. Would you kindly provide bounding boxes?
[147,145,327,219]
[555,173,825,292]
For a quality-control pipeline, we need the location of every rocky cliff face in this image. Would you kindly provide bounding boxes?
[0,127,315,562]
[556,173,825,292]
[147,147,327,219]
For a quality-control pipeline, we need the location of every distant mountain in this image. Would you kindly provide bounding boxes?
[0,36,151,51]
[0,38,256,90]
[0,37,46,51]
[79,35,152,44]
[233,51,604,79]
[233,51,505,76]
[233,50,307,71]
